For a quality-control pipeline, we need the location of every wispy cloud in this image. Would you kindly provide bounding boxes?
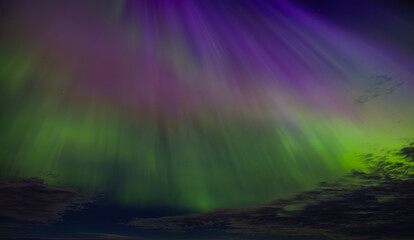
[80,232,144,240]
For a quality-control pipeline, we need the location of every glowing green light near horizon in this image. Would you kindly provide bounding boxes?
[1,0,414,212]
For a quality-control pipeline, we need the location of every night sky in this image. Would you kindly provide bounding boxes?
[0,1,414,240]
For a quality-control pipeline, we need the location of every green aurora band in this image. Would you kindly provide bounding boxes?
[1,0,414,211]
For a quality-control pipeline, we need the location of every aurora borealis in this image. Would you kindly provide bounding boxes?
[0,0,414,239]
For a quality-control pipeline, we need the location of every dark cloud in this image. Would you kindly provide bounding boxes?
[354,74,407,104]
[397,143,414,161]
[80,233,144,240]
[94,233,142,240]
[0,238,140,240]
[130,143,414,240]
[0,177,94,222]
[0,222,20,228]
